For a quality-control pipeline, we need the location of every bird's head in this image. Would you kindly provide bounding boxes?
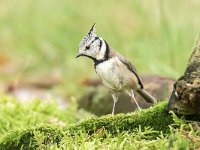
[76,24,106,60]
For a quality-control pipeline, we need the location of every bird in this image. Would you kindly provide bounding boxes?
[76,24,157,115]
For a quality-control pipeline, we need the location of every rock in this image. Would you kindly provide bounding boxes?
[168,35,200,116]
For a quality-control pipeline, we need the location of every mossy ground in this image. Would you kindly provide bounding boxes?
[0,95,200,149]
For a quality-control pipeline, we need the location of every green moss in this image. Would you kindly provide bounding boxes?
[0,94,91,137]
[1,100,199,149]
[0,125,64,150]
[69,101,172,135]
[0,101,174,149]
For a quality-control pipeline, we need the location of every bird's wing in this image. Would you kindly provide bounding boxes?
[117,54,143,88]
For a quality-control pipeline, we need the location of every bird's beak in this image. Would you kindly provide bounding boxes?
[76,53,83,58]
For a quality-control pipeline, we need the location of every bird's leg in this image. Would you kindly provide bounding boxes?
[129,90,141,110]
[111,93,118,115]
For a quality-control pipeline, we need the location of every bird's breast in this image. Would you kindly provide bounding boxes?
[95,57,136,92]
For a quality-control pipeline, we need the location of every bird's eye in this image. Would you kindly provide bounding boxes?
[85,46,90,50]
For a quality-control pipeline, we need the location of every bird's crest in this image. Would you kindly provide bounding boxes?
[79,23,97,48]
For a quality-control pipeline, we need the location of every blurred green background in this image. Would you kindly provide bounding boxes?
[0,0,199,98]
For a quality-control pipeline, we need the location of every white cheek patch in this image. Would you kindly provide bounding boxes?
[96,41,106,60]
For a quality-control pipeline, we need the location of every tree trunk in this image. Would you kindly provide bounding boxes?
[167,35,200,116]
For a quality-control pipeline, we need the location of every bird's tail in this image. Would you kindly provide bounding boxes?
[136,88,157,103]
